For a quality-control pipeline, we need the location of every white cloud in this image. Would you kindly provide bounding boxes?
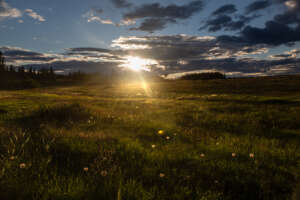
[83,8,134,26]
[0,0,22,20]
[25,9,45,22]
[87,16,115,25]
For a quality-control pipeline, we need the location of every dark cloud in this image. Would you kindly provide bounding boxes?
[129,18,175,33]
[200,15,258,32]
[245,0,271,14]
[0,47,55,63]
[111,0,132,8]
[212,4,237,16]
[240,21,300,46]
[201,15,232,32]
[124,1,203,20]
[216,0,300,47]
[123,1,204,32]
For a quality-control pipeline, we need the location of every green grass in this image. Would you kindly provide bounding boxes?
[0,77,300,200]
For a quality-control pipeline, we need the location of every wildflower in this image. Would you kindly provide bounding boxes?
[83,167,89,172]
[158,130,164,135]
[200,153,205,158]
[166,136,170,140]
[151,144,156,148]
[249,153,254,158]
[10,156,16,160]
[19,163,26,169]
[216,142,219,146]
[159,173,165,178]
[100,170,108,177]
[232,153,236,157]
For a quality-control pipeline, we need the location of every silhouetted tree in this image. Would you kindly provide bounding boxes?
[18,66,25,73]
[50,67,54,75]
[0,51,5,72]
[9,65,15,72]
[29,67,33,74]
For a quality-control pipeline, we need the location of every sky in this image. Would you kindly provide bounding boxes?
[1,0,300,77]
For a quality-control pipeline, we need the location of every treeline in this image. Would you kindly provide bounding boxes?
[0,51,88,89]
[180,72,226,80]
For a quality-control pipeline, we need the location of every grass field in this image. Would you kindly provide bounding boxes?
[0,76,299,200]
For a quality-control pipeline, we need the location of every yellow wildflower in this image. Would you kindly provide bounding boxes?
[158,130,164,135]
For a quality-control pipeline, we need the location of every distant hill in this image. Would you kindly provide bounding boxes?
[180,72,226,80]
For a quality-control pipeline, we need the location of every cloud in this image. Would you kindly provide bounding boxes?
[111,0,132,8]
[123,1,204,32]
[201,15,232,32]
[212,4,237,16]
[217,0,300,47]
[66,47,111,53]
[245,0,271,14]
[0,46,125,75]
[87,16,115,25]
[0,46,56,65]
[129,18,174,33]
[270,48,300,59]
[0,0,21,20]
[83,8,117,25]
[239,21,300,46]
[200,14,258,32]
[123,1,203,20]
[25,9,45,22]
[1,38,299,78]
[111,34,273,75]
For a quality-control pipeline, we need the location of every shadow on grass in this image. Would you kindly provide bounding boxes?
[207,98,300,106]
[0,108,7,115]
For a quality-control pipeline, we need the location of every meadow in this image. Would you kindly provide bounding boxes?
[0,75,299,200]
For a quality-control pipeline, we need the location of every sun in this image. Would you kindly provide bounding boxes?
[121,56,156,72]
